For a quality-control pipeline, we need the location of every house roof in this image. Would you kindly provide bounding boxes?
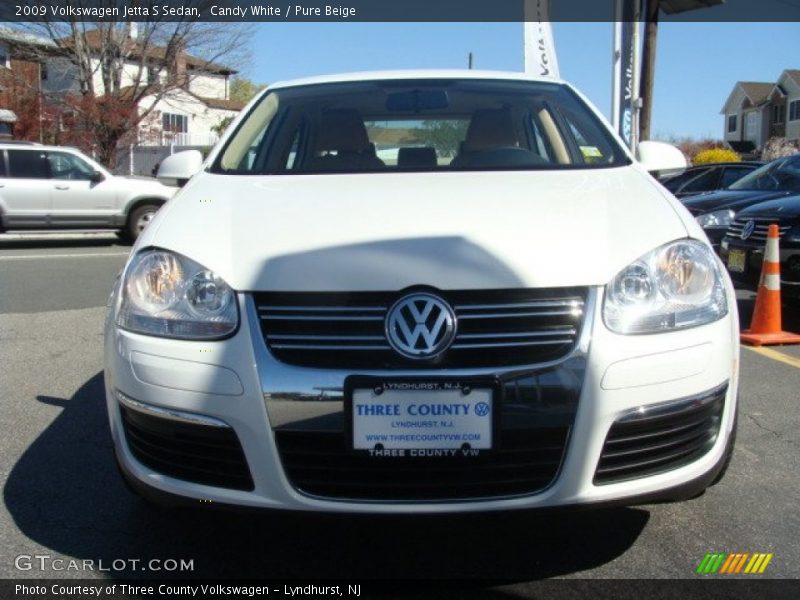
[58,29,237,76]
[721,81,774,113]
[0,27,56,49]
[197,96,246,111]
[119,85,245,112]
[737,82,774,106]
[785,69,800,85]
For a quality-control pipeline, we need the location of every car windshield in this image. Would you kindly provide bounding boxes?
[728,155,800,192]
[211,78,629,175]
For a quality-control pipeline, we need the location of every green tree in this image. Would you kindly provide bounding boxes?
[229,77,266,104]
[212,116,234,137]
[420,120,469,157]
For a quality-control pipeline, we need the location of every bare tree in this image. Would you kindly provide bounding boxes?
[8,1,253,165]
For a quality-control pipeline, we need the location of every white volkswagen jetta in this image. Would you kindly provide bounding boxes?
[104,70,739,512]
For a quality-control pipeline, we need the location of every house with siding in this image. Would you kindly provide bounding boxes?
[721,70,800,153]
[0,29,53,139]
[54,29,246,147]
[0,27,246,146]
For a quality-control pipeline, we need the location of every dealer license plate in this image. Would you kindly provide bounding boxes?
[727,248,746,273]
[351,383,493,451]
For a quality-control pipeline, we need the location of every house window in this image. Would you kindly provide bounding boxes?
[0,43,9,69]
[162,113,188,133]
[790,100,800,122]
[40,63,48,81]
[727,114,737,133]
[147,65,159,84]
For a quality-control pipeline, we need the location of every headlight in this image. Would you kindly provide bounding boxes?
[117,249,238,339]
[604,240,727,334]
[695,209,735,229]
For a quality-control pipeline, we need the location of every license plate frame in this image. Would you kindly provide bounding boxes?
[344,376,501,454]
[727,248,746,273]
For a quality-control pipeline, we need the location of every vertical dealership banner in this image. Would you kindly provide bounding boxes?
[523,0,560,79]
[613,0,640,147]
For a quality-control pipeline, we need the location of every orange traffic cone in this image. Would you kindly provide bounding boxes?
[740,224,800,346]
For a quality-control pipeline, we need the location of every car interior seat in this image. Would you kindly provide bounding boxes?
[451,107,546,168]
[308,109,385,172]
[397,147,438,169]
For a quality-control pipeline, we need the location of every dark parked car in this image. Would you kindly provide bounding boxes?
[719,193,800,299]
[681,155,800,249]
[659,161,761,198]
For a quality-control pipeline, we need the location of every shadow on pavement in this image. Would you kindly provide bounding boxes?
[4,372,650,582]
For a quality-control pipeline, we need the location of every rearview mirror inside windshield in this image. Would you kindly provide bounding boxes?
[386,89,449,112]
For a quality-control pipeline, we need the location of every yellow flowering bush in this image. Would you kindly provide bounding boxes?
[693,148,741,165]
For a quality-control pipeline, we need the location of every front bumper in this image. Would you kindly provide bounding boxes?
[104,287,740,513]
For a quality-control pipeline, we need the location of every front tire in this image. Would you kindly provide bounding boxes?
[124,203,160,242]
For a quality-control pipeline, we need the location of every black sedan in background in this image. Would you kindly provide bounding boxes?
[681,155,800,249]
[659,161,761,198]
[719,193,800,299]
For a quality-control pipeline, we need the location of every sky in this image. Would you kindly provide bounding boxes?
[241,21,800,141]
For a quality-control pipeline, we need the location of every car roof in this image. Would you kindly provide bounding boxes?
[0,144,81,152]
[267,69,567,90]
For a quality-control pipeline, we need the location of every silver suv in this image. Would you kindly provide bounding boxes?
[0,144,176,241]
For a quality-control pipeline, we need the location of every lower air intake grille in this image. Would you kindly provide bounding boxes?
[594,383,727,485]
[120,405,254,491]
[275,428,568,501]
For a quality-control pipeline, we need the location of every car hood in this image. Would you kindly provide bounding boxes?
[735,194,800,220]
[145,168,688,291]
[682,189,792,214]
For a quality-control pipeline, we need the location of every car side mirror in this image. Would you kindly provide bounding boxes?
[157,150,203,187]
[90,171,105,184]
[636,141,687,175]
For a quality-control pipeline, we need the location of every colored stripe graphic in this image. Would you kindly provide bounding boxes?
[698,552,773,575]
[734,553,749,573]
[697,553,727,574]
[758,554,773,573]
[719,554,736,574]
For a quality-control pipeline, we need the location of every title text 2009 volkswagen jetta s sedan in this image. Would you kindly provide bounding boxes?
[104,70,739,512]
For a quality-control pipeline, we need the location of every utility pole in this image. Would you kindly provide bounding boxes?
[635,0,723,141]
[639,0,660,141]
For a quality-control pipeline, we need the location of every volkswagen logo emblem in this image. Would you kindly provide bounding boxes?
[385,293,457,359]
[741,220,756,240]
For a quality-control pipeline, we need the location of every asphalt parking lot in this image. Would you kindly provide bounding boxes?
[1,233,799,591]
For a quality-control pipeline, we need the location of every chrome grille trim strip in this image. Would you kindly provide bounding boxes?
[260,315,385,321]
[450,339,573,349]
[457,309,581,319]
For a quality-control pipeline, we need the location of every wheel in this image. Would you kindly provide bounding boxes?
[124,203,160,242]
[710,408,738,486]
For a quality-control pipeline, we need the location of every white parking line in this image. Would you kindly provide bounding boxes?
[0,252,130,260]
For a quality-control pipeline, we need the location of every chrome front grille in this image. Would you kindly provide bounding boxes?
[726,218,791,243]
[254,288,587,369]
